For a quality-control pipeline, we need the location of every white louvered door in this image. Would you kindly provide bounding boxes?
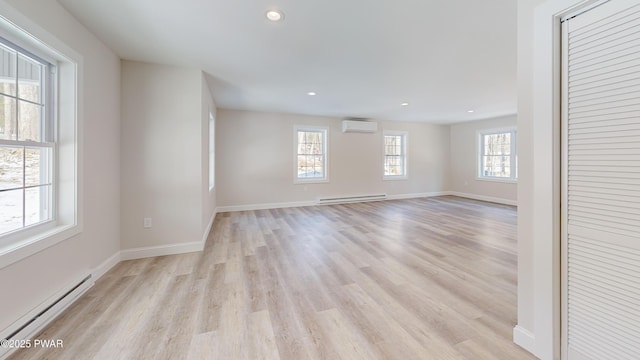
[562,1,640,359]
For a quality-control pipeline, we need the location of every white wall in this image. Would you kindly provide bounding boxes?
[120,61,204,251]
[515,0,551,357]
[120,61,202,250]
[449,115,517,205]
[0,0,120,334]
[120,62,217,254]
[217,109,451,208]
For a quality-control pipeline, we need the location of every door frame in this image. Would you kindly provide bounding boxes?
[531,0,609,359]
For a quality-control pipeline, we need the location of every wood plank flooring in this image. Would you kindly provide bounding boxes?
[8,196,535,360]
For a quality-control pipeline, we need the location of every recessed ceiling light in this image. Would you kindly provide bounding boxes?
[467,109,475,113]
[401,102,409,106]
[265,9,284,22]
[307,91,317,96]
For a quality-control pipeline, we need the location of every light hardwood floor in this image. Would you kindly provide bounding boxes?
[9,196,535,360]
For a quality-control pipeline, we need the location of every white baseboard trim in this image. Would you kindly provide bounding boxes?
[513,325,536,355]
[216,200,316,213]
[216,193,456,213]
[448,191,517,206]
[95,214,218,267]
[120,241,204,261]
[202,211,217,243]
[92,251,121,281]
[387,191,450,200]
[121,212,217,262]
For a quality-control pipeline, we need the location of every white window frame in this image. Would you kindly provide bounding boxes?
[0,38,55,236]
[477,127,518,182]
[208,111,215,191]
[383,130,408,180]
[293,125,329,184]
[0,9,81,269]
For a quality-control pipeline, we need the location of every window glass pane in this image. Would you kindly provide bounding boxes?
[296,129,325,179]
[298,167,307,177]
[481,131,514,178]
[484,133,511,156]
[25,185,50,226]
[384,134,405,177]
[0,94,16,140]
[0,146,23,190]
[314,155,324,177]
[385,135,402,156]
[0,188,23,234]
[385,155,402,176]
[17,54,42,104]
[18,100,41,142]
[297,155,309,177]
[25,147,50,187]
[298,154,323,178]
[483,155,511,177]
[0,45,17,97]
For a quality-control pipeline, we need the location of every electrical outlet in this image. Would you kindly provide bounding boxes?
[143,217,152,228]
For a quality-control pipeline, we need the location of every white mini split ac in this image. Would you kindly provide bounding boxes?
[341,120,378,133]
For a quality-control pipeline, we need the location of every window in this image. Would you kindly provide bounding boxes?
[0,18,78,268]
[0,38,54,238]
[384,131,407,179]
[478,128,517,180]
[295,126,328,183]
[209,112,215,191]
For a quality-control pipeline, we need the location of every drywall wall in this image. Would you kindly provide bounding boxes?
[120,61,203,251]
[216,109,450,208]
[449,115,517,205]
[0,0,120,334]
[516,0,550,357]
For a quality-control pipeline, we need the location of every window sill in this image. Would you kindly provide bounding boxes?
[0,223,80,270]
[294,178,329,185]
[475,177,518,184]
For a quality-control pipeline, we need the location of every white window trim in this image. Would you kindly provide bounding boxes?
[293,125,329,184]
[383,130,408,180]
[476,127,518,183]
[0,7,81,270]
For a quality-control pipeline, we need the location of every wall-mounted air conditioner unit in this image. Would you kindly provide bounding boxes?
[341,119,378,133]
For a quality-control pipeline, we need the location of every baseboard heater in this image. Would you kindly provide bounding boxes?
[1,275,93,359]
[317,194,387,205]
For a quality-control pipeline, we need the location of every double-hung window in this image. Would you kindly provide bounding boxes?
[0,39,54,238]
[383,131,407,179]
[478,128,517,180]
[295,126,328,183]
[0,18,78,269]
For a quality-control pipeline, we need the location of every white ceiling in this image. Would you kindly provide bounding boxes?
[58,0,517,124]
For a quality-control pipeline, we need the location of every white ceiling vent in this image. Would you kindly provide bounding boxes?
[342,119,378,133]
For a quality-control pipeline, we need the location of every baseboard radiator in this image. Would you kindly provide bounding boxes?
[317,193,387,205]
[0,275,93,360]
